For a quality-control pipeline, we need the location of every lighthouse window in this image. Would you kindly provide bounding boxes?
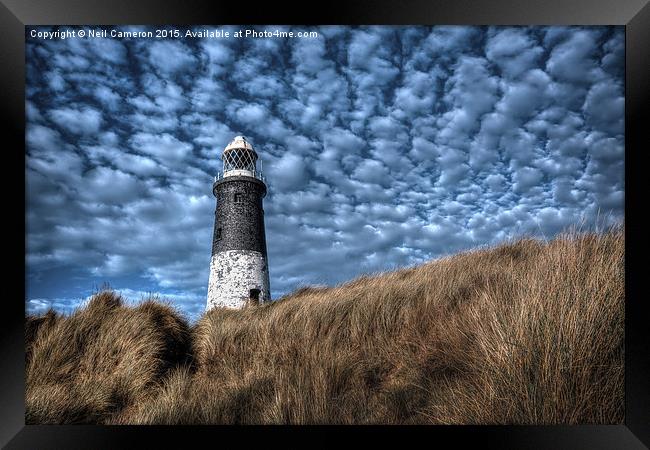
[234,193,243,203]
[249,289,261,304]
[216,228,222,240]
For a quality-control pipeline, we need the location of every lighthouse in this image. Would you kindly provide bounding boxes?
[206,136,271,310]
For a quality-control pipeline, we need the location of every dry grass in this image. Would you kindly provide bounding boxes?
[26,229,624,424]
[26,292,192,424]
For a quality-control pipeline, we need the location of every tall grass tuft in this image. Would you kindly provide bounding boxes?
[26,292,192,424]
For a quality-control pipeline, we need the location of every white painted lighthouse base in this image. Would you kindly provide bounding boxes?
[207,250,271,310]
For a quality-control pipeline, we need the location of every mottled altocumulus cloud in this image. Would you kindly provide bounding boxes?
[26,26,624,321]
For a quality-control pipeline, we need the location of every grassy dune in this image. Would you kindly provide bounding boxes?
[25,229,624,424]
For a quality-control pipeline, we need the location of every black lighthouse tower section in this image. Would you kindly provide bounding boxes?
[211,175,268,257]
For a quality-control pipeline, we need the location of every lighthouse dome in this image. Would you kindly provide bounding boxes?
[221,135,260,179]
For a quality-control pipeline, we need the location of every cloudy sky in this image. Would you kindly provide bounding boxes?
[26,25,624,321]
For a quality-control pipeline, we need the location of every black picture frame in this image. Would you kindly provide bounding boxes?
[3,0,648,447]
